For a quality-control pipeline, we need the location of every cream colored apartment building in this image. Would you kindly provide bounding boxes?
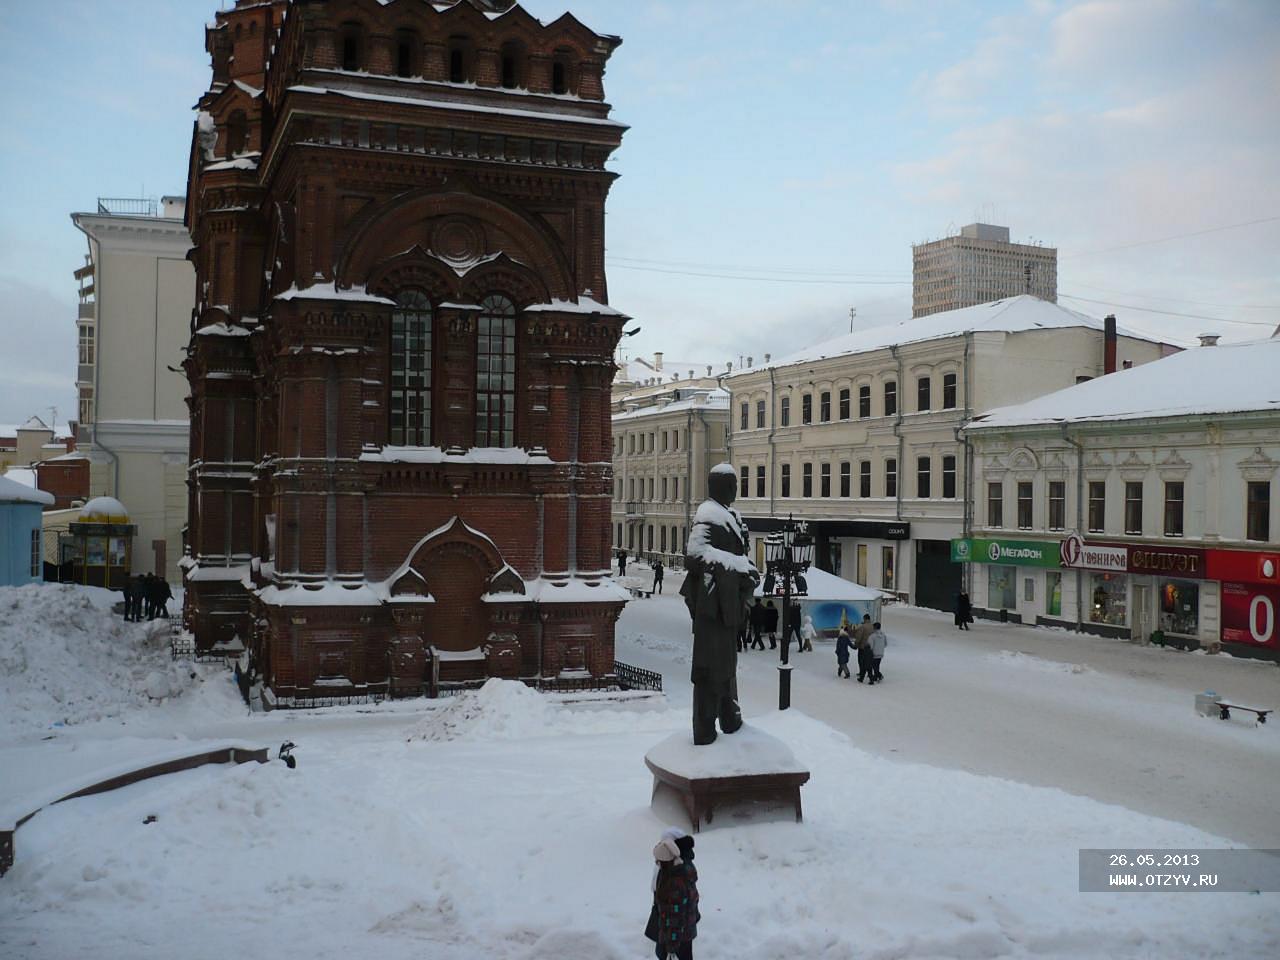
[913,223,1057,318]
[71,196,195,581]
[611,384,730,566]
[726,296,1175,611]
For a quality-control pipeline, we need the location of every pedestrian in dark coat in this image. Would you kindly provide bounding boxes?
[618,550,628,577]
[145,574,163,620]
[764,601,779,648]
[123,576,140,622]
[652,558,665,595]
[785,601,803,651]
[855,632,873,683]
[835,627,853,678]
[646,830,699,960]
[748,598,765,650]
[955,591,972,630]
[155,578,173,618]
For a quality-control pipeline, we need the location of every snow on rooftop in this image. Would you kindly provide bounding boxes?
[968,337,1280,429]
[611,388,730,421]
[0,473,53,505]
[739,296,1169,376]
[288,84,626,128]
[524,295,625,317]
[274,282,396,305]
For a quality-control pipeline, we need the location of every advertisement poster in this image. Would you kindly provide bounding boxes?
[1220,582,1280,649]
[806,600,876,639]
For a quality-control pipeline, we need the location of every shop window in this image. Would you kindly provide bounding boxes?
[820,463,831,497]
[885,458,897,498]
[1247,481,1271,541]
[801,394,812,424]
[987,482,1003,527]
[858,385,870,418]
[1163,481,1185,537]
[755,465,765,498]
[839,388,850,420]
[943,372,957,409]
[1159,579,1199,636]
[839,461,851,498]
[820,391,831,422]
[1046,571,1062,617]
[739,466,749,499]
[917,376,931,411]
[1124,481,1143,535]
[882,546,895,590]
[917,456,931,498]
[859,461,871,498]
[389,291,432,446]
[943,455,957,499]
[781,463,791,498]
[988,566,1016,610]
[802,462,813,497]
[475,294,516,447]
[1048,480,1065,530]
[1090,573,1127,626]
[756,399,766,428]
[1017,481,1033,529]
[779,396,790,426]
[884,381,897,416]
[1088,481,1106,533]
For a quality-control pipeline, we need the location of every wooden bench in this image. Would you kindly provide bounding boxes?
[1216,702,1272,724]
[645,758,809,833]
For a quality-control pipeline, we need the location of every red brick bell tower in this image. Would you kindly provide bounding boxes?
[183,0,628,702]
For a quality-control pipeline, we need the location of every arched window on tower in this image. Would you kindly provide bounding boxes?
[341,23,363,72]
[225,110,248,157]
[551,49,574,95]
[475,294,516,447]
[395,30,418,78]
[390,291,433,446]
[448,37,470,83]
[500,41,524,89]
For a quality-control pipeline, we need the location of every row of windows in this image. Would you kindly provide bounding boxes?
[985,479,1273,541]
[739,374,957,431]
[339,23,580,95]
[388,291,517,448]
[617,429,683,456]
[618,476,681,502]
[734,455,958,501]
[616,522,686,555]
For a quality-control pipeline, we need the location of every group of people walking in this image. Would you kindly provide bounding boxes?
[121,573,173,623]
[835,614,887,683]
[736,598,815,653]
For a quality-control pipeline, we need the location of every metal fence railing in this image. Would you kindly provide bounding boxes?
[97,197,158,217]
[613,660,664,692]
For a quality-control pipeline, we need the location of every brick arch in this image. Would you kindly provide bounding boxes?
[365,244,462,302]
[337,188,575,299]
[458,254,550,307]
[387,516,519,652]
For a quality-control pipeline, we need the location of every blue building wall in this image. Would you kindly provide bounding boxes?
[0,501,44,586]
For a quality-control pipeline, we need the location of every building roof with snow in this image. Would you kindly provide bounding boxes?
[966,337,1280,430]
[734,295,1171,376]
[0,474,54,506]
[612,388,729,422]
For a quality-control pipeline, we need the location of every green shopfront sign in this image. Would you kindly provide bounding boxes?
[950,537,1061,568]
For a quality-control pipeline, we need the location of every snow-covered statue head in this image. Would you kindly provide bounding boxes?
[679,462,760,744]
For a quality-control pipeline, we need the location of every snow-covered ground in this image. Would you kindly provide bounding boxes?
[1,582,1277,959]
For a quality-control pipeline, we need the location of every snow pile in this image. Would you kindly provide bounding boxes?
[407,678,679,742]
[988,649,1095,675]
[0,584,198,737]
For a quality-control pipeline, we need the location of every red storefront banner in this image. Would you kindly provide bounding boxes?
[1205,548,1280,586]
[1126,544,1206,579]
[1220,582,1280,649]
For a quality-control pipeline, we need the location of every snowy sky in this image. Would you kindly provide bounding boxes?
[1,0,1277,423]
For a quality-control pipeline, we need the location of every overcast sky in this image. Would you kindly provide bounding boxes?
[1,0,1277,424]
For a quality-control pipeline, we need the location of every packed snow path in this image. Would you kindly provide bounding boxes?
[618,574,1280,848]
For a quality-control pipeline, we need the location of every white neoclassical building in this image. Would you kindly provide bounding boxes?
[960,336,1280,658]
[725,296,1177,610]
[71,197,195,580]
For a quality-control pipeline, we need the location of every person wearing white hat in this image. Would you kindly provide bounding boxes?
[645,827,699,960]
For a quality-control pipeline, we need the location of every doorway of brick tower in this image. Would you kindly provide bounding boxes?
[915,539,961,611]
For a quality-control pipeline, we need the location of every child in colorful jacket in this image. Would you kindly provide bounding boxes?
[645,829,699,960]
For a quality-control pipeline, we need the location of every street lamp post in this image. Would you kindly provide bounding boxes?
[763,516,814,711]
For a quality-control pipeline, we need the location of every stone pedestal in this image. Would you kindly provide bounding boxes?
[644,725,810,832]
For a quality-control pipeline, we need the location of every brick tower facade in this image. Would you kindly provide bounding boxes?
[183,0,628,702]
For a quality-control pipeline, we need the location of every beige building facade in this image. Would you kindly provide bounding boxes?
[913,223,1057,319]
[961,337,1280,659]
[726,296,1175,611]
[71,197,195,581]
[611,385,730,567]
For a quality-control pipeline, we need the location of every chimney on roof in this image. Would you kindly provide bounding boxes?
[705,365,712,376]
[727,361,734,373]
[747,356,754,368]
[654,351,664,371]
[1104,314,1117,375]
[764,353,771,363]
[1197,333,1220,347]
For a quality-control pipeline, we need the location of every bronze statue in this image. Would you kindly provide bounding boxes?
[679,463,760,744]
